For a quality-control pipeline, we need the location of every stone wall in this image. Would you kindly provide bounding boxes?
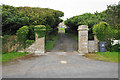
[88,35,99,53]
[2,36,18,53]
[88,41,98,53]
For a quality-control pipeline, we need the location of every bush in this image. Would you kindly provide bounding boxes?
[28,26,35,40]
[110,44,120,52]
[114,29,120,40]
[16,26,29,49]
[25,40,34,48]
[93,22,116,51]
[93,22,113,41]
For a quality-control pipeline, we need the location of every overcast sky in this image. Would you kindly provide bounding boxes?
[1,0,119,20]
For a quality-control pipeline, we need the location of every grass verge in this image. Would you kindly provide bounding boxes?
[84,52,120,62]
[1,52,28,62]
[45,34,58,51]
[66,33,78,41]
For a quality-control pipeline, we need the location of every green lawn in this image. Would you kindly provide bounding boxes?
[58,28,65,33]
[1,52,28,62]
[45,34,58,51]
[84,52,120,62]
[67,33,78,41]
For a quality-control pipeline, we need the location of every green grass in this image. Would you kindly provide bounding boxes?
[45,34,58,51]
[67,33,78,41]
[58,28,65,33]
[1,52,28,62]
[84,52,120,62]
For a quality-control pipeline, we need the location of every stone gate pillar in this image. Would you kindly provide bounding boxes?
[78,25,88,54]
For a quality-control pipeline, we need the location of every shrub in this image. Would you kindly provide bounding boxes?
[110,44,120,52]
[114,29,120,40]
[93,22,115,51]
[16,26,29,49]
[28,26,35,40]
[25,40,34,48]
[93,22,113,41]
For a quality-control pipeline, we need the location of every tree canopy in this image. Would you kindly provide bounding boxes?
[2,4,64,35]
[65,3,120,31]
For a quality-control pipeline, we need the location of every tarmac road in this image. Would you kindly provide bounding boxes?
[2,52,118,78]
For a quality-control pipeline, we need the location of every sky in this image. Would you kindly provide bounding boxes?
[1,0,119,20]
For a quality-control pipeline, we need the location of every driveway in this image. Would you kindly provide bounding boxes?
[2,52,118,78]
[49,32,78,52]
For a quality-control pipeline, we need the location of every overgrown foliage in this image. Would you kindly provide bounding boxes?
[65,2,120,40]
[2,5,29,35]
[93,22,120,51]
[64,13,103,40]
[65,13,103,31]
[16,26,29,49]
[105,4,120,28]
[93,22,115,51]
[93,22,113,41]
[2,4,64,35]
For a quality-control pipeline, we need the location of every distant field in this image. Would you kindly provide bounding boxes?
[58,28,65,33]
